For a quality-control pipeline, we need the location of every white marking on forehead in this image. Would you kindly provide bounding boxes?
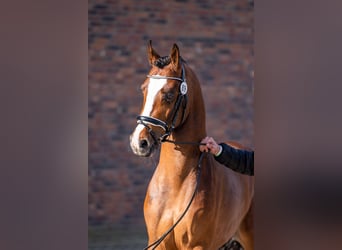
[130,76,166,149]
[141,76,167,116]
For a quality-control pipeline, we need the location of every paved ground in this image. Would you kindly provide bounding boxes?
[89,226,147,250]
[88,226,242,250]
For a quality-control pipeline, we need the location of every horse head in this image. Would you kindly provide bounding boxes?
[130,41,189,157]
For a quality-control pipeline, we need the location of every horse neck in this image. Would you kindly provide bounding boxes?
[159,67,206,176]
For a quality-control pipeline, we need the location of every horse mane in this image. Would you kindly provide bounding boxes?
[154,56,186,68]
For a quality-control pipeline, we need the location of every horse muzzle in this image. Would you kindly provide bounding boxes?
[129,124,158,157]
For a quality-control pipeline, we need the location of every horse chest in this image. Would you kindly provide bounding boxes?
[145,180,188,215]
[144,176,200,226]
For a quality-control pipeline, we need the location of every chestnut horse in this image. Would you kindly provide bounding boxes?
[130,41,254,250]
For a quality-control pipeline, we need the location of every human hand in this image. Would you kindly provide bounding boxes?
[199,136,220,155]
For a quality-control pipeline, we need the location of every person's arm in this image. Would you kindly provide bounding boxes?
[199,137,254,176]
[215,143,254,176]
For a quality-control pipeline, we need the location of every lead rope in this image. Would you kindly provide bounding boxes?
[143,151,206,250]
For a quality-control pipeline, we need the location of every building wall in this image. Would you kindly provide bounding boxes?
[89,0,254,228]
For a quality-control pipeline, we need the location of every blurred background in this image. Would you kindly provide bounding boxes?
[88,0,254,249]
[2,1,342,250]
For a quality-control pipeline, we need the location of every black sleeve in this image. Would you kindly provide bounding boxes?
[214,143,254,176]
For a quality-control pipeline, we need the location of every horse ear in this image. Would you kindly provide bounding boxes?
[170,43,180,70]
[147,40,160,66]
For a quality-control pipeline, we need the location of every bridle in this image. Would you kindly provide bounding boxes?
[136,64,188,143]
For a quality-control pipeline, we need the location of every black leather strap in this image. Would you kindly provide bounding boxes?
[137,116,169,132]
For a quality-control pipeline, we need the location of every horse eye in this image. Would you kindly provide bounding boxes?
[162,92,174,103]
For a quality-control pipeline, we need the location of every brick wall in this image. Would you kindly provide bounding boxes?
[89,0,254,228]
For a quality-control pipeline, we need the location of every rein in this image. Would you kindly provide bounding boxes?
[163,139,206,146]
[143,151,206,250]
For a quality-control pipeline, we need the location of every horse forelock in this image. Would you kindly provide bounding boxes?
[154,56,186,68]
[154,56,171,68]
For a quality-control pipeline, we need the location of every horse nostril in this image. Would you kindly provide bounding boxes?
[139,139,149,149]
